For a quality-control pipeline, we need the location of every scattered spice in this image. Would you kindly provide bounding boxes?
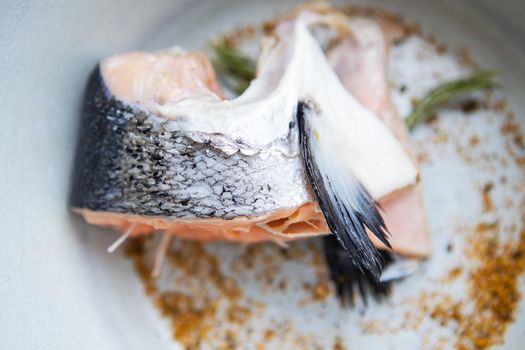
[123,236,156,295]
[469,135,480,147]
[417,151,430,163]
[333,336,347,350]
[501,113,519,134]
[124,238,251,349]
[227,305,252,324]
[455,218,525,349]
[119,4,525,350]
[313,281,331,301]
[221,25,257,47]
[446,266,463,281]
[430,299,463,327]
[457,47,480,70]
[432,131,449,143]
[493,98,508,112]
[460,99,481,113]
[482,182,494,213]
[155,291,218,348]
[339,4,422,39]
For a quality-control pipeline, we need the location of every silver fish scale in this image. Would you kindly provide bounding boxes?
[69,68,312,219]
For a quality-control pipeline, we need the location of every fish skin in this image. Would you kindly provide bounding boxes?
[69,68,312,220]
[70,9,417,284]
[67,7,428,294]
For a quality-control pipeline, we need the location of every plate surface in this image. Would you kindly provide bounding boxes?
[1,1,525,349]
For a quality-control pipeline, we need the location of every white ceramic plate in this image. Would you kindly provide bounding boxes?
[2,1,525,349]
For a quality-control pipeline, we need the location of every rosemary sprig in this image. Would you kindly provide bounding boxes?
[405,71,498,130]
[209,40,256,95]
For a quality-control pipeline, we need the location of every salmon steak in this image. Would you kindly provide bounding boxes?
[70,3,429,289]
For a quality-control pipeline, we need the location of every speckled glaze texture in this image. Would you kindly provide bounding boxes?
[69,67,312,219]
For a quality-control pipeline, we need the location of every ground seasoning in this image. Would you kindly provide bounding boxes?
[427,218,525,350]
[120,5,525,349]
[333,337,347,350]
[124,238,251,349]
[481,182,494,213]
[155,291,219,348]
[453,220,525,349]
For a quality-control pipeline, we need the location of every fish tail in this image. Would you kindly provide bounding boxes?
[322,235,392,306]
[297,101,391,281]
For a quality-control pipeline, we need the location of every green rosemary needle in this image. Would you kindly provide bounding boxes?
[405,71,498,130]
[209,40,256,95]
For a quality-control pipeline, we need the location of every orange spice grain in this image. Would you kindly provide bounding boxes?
[453,218,525,350]
[493,99,508,112]
[447,266,463,281]
[333,336,347,350]
[125,238,251,349]
[469,135,480,146]
[313,281,332,301]
[481,182,494,213]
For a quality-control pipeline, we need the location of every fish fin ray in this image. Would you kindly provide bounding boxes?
[297,101,390,280]
[322,235,392,306]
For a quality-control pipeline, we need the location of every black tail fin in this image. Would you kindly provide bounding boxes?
[323,235,392,306]
[297,101,391,281]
